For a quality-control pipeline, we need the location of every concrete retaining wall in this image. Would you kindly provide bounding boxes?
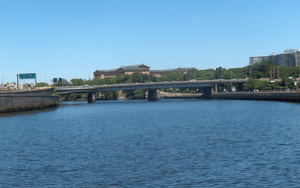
[0,87,59,113]
[160,91,203,99]
[212,92,300,102]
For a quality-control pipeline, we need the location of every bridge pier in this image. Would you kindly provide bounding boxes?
[214,83,218,93]
[237,83,243,91]
[148,89,161,101]
[88,92,96,103]
[203,87,212,99]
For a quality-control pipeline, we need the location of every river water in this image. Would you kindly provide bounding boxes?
[1,99,300,187]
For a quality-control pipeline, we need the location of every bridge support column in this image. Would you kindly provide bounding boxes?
[118,90,123,98]
[88,92,96,103]
[237,83,243,91]
[203,87,212,99]
[214,83,218,93]
[148,89,161,101]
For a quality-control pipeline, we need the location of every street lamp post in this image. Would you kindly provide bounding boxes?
[39,72,43,83]
[4,75,10,85]
[231,71,233,90]
[0,67,6,85]
[18,70,30,86]
[12,74,15,83]
[285,76,287,88]
[186,69,187,80]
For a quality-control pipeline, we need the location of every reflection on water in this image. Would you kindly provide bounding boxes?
[1,99,300,187]
[0,106,59,118]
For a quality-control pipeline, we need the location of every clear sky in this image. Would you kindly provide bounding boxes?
[1,0,300,83]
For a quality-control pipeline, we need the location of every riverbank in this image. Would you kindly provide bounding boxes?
[160,91,202,99]
[212,91,300,102]
[0,87,59,113]
[58,91,203,101]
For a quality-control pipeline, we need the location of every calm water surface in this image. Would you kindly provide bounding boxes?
[1,99,300,187]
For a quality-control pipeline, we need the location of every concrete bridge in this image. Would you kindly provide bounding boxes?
[54,79,248,103]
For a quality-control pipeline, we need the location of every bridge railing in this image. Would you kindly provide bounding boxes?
[214,89,300,94]
[0,86,52,93]
[160,92,203,97]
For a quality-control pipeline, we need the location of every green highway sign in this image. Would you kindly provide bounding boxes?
[19,73,36,79]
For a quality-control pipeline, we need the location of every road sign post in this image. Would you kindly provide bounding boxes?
[19,73,36,88]
[19,73,36,79]
[17,74,19,89]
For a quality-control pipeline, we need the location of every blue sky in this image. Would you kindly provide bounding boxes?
[1,0,300,83]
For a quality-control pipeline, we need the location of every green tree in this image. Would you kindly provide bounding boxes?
[102,91,119,100]
[214,66,224,79]
[70,79,85,86]
[220,69,232,79]
[198,69,214,80]
[187,68,198,80]
[114,75,124,83]
[169,72,183,81]
[131,72,143,83]
[244,78,262,91]
[134,89,145,99]
[250,60,277,78]
[142,74,152,82]
[62,79,70,86]
[36,82,49,87]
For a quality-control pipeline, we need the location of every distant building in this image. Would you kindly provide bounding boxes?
[94,64,150,79]
[150,68,192,77]
[94,64,196,79]
[249,49,300,67]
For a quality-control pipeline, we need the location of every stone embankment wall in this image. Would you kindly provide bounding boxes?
[0,87,59,113]
[160,91,203,99]
[212,91,300,102]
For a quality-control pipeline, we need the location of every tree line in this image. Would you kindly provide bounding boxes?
[43,60,300,100]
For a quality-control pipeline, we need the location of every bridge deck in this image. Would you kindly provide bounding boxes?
[55,79,247,94]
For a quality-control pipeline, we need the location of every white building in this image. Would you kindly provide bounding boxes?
[249,49,300,67]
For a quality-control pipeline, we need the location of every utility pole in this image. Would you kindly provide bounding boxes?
[285,76,286,88]
[17,74,19,89]
[231,71,232,90]
[186,69,187,81]
[0,67,6,85]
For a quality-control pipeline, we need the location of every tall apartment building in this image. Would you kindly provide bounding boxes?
[249,49,300,67]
